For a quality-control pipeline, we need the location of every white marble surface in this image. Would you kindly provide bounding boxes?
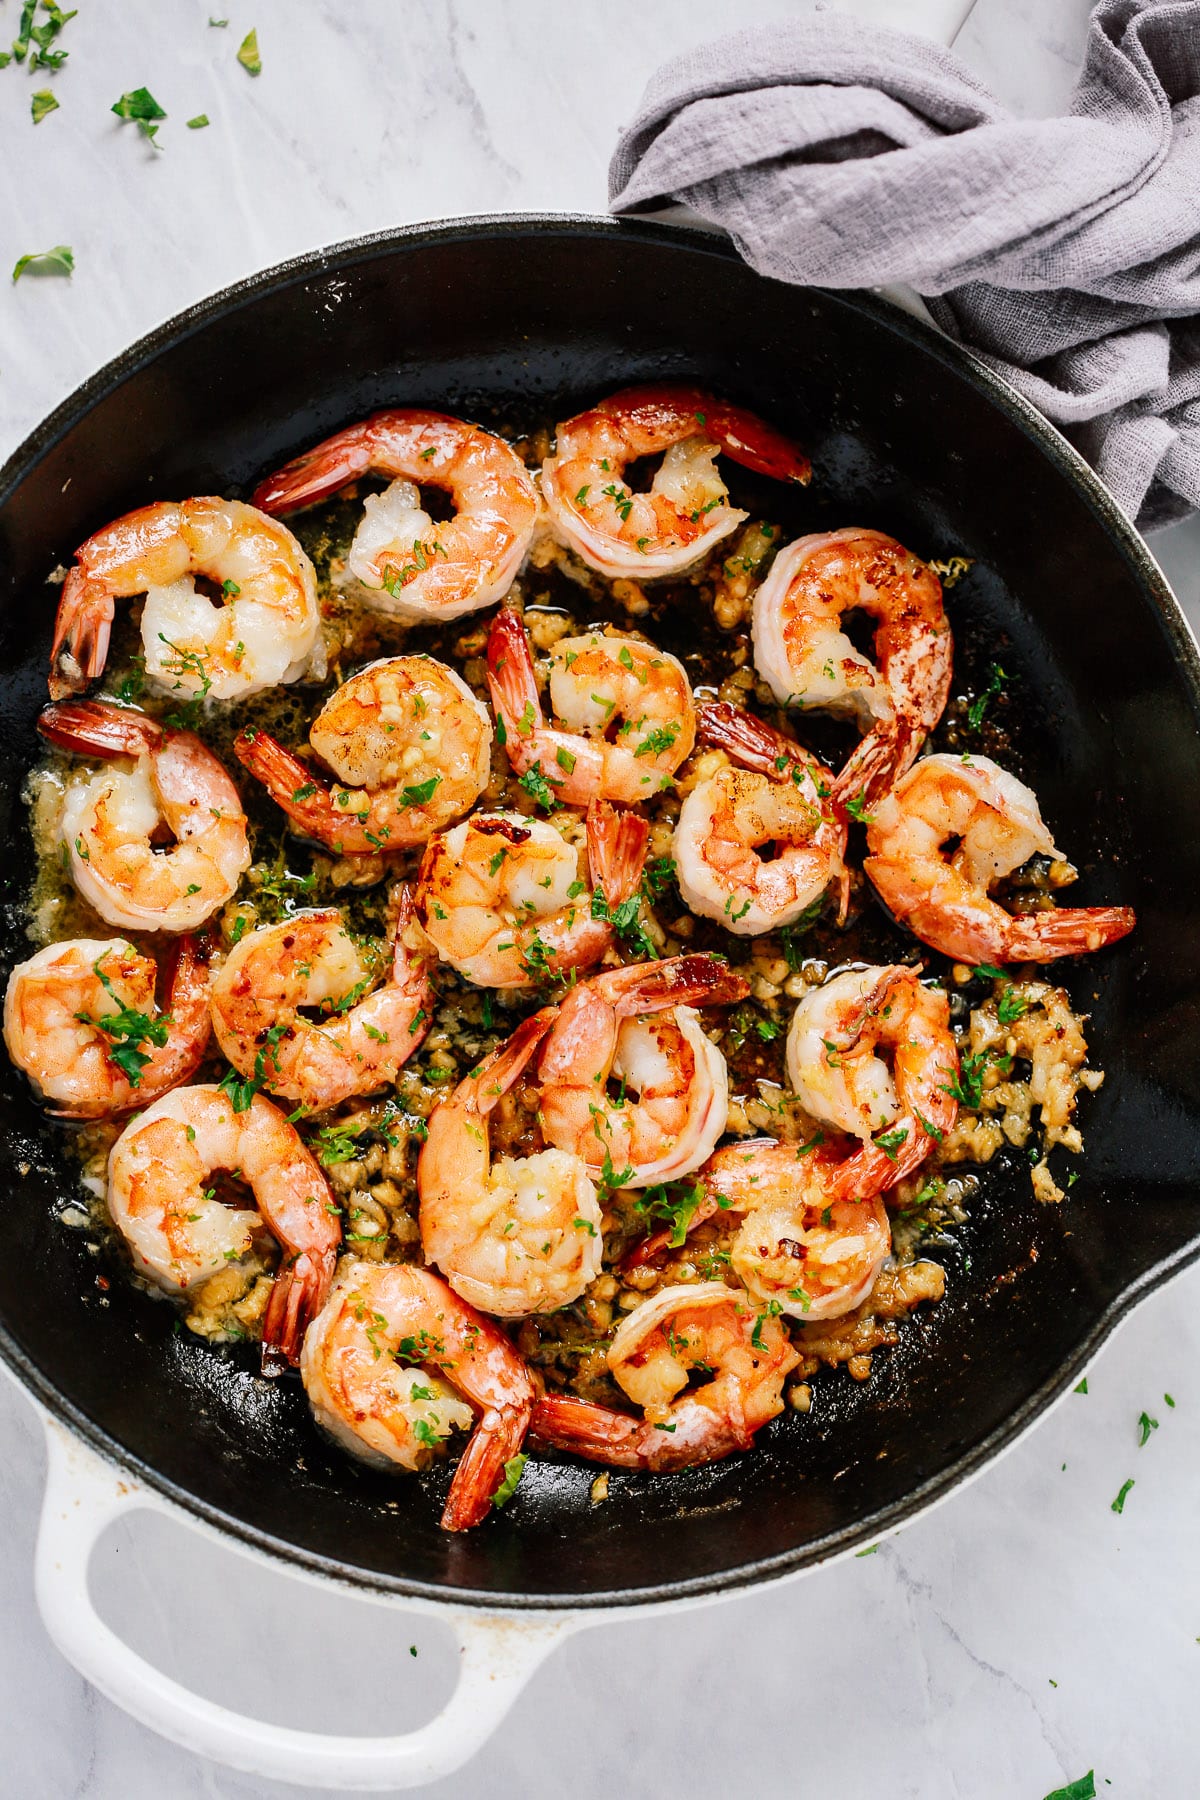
[2,3,1199,1795]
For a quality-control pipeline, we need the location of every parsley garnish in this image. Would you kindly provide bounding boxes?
[31,87,58,123]
[635,1178,704,1248]
[12,243,73,281]
[236,27,262,74]
[75,955,168,1086]
[399,775,440,808]
[1110,1478,1134,1514]
[874,1126,909,1161]
[492,1453,527,1509]
[112,87,167,147]
[966,663,1008,731]
[518,763,558,811]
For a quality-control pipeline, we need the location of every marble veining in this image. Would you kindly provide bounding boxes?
[1,2,1198,1794]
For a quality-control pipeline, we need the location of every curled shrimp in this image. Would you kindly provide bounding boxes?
[210,889,432,1113]
[49,497,320,702]
[252,410,540,622]
[39,700,250,933]
[418,1011,604,1317]
[487,608,696,804]
[300,1260,535,1530]
[864,754,1137,964]
[414,800,648,989]
[234,654,491,855]
[541,385,810,579]
[536,955,749,1187]
[673,702,847,936]
[752,529,952,805]
[531,1282,798,1470]
[107,1084,340,1369]
[3,935,210,1120]
[786,964,958,1199]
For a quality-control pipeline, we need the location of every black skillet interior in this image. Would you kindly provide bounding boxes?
[1,217,1198,1609]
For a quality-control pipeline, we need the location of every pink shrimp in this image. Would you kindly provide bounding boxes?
[487,608,696,805]
[536,955,749,1186]
[674,701,848,934]
[751,528,952,806]
[542,385,810,579]
[530,1282,798,1470]
[252,410,540,621]
[414,799,649,988]
[301,1260,536,1530]
[864,754,1137,964]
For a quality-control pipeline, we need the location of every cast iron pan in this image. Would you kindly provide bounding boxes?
[0,216,1197,1610]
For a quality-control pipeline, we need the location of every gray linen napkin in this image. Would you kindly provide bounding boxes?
[609,0,1200,530]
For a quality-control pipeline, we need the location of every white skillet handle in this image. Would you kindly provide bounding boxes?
[35,1420,572,1791]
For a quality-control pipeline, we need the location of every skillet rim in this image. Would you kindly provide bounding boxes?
[1,210,1198,1611]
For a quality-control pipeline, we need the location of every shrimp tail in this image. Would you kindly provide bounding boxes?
[1003,906,1137,961]
[233,727,338,837]
[586,799,649,906]
[697,700,811,779]
[38,698,163,759]
[262,1244,338,1374]
[486,606,542,761]
[252,421,377,515]
[604,387,811,486]
[611,953,750,1019]
[831,719,922,812]
[469,1007,559,1116]
[529,1394,652,1468]
[49,569,114,700]
[441,1400,534,1532]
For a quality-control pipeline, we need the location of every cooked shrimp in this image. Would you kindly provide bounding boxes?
[864,754,1137,964]
[418,1011,604,1316]
[541,385,810,579]
[414,800,648,989]
[714,1142,892,1320]
[252,411,539,622]
[536,956,748,1187]
[49,497,319,702]
[752,529,952,805]
[210,889,431,1112]
[300,1260,535,1530]
[234,654,490,855]
[487,609,696,804]
[4,935,210,1120]
[674,702,846,936]
[530,1282,798,1470]
[39,700,250,933]
[107,1084,340,1368]
[786,964,957,1198]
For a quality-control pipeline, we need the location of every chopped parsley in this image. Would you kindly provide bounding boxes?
[1111,1478,1134,1514]
[12,243,73,281]
[1137,1409,1159,1447]
[635,1178,704,1248]
[31,87,58,123]
[591,882,656,960]
[873,1126,909,1161]
[75,955,168,1086]
[1042,1778,1096,1800]
[966,662,1008,731]
[491,1452,527,1509]
[518,763,559,812]
[112,87,167,147]
[399,775,440,808]
[236,27,262,74]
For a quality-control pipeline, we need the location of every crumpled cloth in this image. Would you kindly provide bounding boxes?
[609,0,1200,530]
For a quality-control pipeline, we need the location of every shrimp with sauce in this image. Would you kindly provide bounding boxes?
[252,410,540,621]
[300,1260,535,1530]
[49,497,320,702]
[210,888,431,1112]
[531,1282,798,1469]
[752,529,952,805]
[107,1084,340,1368]
[626,1140,892,1321]
[487,608,695,805]
[674,701,847,936]
[864,754,1137,964]
[541,385,810,579]
[4,935,211,1120]
[536,956,748,1187]
[413,800,648,989]
[786,963,958,1198]
[235,654,491,855]
[39,700,250,933]
[418,1011,604,1317]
